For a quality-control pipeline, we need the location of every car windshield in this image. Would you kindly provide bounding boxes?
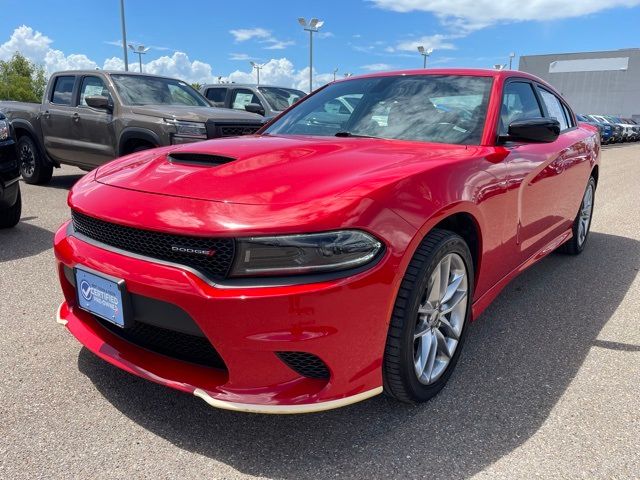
[258,87,306,111]
[263,74,493,145]
[111,74,209,107]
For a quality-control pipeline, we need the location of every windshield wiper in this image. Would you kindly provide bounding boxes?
[335,131,378,138]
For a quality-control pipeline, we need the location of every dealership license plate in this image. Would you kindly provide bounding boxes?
[75,267,128,328]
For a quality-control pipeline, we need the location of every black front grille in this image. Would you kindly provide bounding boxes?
[206,121,262,139]
[219,125,261,137]
[276,352,330,379]
[96,317,226,369]
[72,211,235,281]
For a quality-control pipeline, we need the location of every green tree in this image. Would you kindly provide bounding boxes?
[191,82,202,91]
[0,52,47,102]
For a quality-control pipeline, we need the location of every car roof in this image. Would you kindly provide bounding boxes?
[51,70,192,83]
[201,83,304,90]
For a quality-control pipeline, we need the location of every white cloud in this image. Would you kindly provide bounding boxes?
[229,27,294,50]
[228,53,254,61]
[229,28,271,42]
[395,34,456,52]
[371,0,640,30]
[361,63,392,71]
[1,24,332,91]
[224,58,333,92]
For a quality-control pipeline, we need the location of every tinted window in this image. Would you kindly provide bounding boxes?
[264,75,493,145]
[499,81,542,135]
[231,89,261,110]
[258,87,305,111]
[562,103,575,128]
[79,76,109,106]
[51,76,75,105]
[537,88,569,131]
[205,87,227,103]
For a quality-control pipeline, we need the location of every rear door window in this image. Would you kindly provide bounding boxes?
[51,76,76,105]
[537,87,569,131]
[205,87,227,104]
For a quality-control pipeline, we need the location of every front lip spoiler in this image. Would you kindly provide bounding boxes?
[193,387,383,414]
[56,302,383,414]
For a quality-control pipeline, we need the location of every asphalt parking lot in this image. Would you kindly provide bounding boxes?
[1,144,639,479]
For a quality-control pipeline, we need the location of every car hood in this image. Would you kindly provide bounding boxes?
[130,104,264,122]
[95,135,470,205]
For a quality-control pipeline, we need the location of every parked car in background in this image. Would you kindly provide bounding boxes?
[200,84,306,118]
[55,68,599,413]
[577,114,611,144]
[587,115,623,142]
[0,113,21,228]
[622,118,640,140]
[0,71,264,184]
[602,115,635,142]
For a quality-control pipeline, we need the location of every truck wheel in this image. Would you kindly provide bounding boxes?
[0,188,21,229]
[18,136,53,185]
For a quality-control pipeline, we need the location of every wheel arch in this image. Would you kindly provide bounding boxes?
[431,212,482,281]
[118,128,161,156]
[12,123,57,167]
[591,164,599,187]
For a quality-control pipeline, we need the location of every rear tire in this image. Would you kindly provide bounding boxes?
[559,176,596,255]
[0,187,21,229]
[383,229,474,403]
[18,136,53,185]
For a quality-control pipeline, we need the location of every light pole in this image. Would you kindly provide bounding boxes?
[417,46,433,68]
[119,0,128,71]
[333,68,338,82]
[217,76,222,84]
[493,64,506,70]
[128,44,149,73]
[298,17,324,93]
[250,61,264,85]
[509,52,516,70]
[344,72,353,78]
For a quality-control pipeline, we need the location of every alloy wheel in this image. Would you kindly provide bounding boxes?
[578,183,594,246]
[19,143,36,177]
[413,253,468,385]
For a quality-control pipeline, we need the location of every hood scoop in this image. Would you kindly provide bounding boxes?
[168,152,236,167]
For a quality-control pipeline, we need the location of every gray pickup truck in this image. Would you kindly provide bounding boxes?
[0,71,264,184]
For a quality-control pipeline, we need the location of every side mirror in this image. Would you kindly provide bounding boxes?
[85,95,112,112]
[244,103,266,116]
[506,117,560,143]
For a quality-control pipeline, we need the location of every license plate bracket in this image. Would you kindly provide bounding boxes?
[74,266,132,328]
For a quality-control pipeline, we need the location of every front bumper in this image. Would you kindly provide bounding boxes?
[54,221,401,413]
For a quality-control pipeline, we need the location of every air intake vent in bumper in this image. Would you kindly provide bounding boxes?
[276,352,330,379]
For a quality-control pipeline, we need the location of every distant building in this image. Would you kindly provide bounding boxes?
[519,48,640,121]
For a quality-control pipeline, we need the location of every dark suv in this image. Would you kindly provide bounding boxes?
[0,113,21,228]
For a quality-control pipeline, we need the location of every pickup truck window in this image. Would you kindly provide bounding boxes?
[264,74,492,145]
[79,76,110,106]
[51,76,75,105]
[231,89,261,110]
[258,87,305,111]
[111,74,208,107]
[205,87,227,104]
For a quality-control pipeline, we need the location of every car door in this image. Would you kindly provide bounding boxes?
[500,80,587,261]
[41,75,79,164]
[75,75,117,168]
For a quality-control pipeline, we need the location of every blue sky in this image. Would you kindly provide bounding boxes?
[1,0,639,90]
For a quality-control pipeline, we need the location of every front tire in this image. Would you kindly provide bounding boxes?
[0,188,21,229]
[559,176,596,255]
[18,136,53,185]
[383,229,474,403]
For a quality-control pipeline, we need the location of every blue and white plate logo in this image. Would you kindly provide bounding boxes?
[75,269,126,327]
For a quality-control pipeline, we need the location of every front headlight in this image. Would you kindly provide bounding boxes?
[164,119,207,138]
[0,120,9,141]
[230,230,383,277]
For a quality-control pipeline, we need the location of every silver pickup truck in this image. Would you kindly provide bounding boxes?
[0,71,264,184]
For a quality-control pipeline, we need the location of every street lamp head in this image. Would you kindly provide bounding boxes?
[298,17,307,27]
[315,20,324,29]
[250,61,256,67]
[309,18,319,28]
[417,45,425,53]
[426,48,434,55]
[509,52,516,58]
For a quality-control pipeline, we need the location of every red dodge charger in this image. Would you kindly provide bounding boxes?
[54,69,599,413]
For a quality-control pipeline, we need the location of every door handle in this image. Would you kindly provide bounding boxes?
[72,113,80,123]
[43,110,50,119]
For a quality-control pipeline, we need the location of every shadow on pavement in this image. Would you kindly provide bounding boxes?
[45,172,85,190]
[0,218,53,262]
[77,232,640,479]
